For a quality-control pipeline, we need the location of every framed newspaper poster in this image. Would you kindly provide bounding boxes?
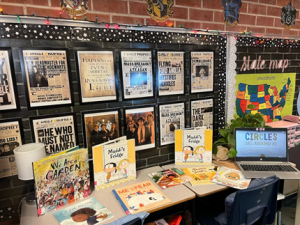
[191,98,214,130]
[21,49,72,109]
[0,49,19,111]
[82,109,121,157]
[30,113,77,156]
[120,50,154,100]
[159,102,185,146]
[157,51,185,96]
[125,106,156,151]
[76,50,118,104]
[0,118,24,178]
[190,51,214,93]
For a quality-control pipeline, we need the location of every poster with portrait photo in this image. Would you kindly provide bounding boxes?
[121,51,153,99]
[159,102,185,146]
[30,113,77,156]
[21,49,72,108]
[0,118,24,178]
[157,51,184,96]
[82,110,120,156]
[191,99,214,130]
[77,51,117,103]
[191,52,214,93]
[0,50,18,111]
[125,107,155,151]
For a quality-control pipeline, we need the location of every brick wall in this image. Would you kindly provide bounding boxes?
[1,0,300,36]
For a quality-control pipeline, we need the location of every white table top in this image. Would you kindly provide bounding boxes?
[161,163,228,197]
[21,166,195,225]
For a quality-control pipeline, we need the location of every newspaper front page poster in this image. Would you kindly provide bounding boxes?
[31,114,76,155]
[121,51,153,99]
[77,51,117,103]
[191,52,214,93]
[22,50,72,108]
[0,120,22,178]
[157,51,184,96]
[159,103,185,145]
[0,51,17,111]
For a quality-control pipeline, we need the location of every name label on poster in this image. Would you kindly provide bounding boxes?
[240,56,289,72]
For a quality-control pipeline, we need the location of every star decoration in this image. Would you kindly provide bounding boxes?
[5,27,10,32]
[23,25,27,29]
[54,26,58,30]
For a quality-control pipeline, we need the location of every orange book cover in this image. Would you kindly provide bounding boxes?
[112,181,171,214]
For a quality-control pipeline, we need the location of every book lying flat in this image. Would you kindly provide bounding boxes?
[211,167,251,189]
[53,197,113,225]
[182,166,219,186]
[112,180,171,215]
[148,168,193,189]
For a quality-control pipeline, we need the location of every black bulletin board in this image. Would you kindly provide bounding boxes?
[0,22,227,169]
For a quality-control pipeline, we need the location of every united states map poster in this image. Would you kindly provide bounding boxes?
[235,73,296,122]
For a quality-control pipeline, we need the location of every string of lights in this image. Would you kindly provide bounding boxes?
[0,9,299,47]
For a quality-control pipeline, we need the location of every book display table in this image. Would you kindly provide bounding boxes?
[20,166,195,225]
[161,163,228,197]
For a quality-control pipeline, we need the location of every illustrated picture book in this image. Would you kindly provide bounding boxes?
[182,166,218,186]
[93,137,136,190]
[175,128,212,165]
[33,148,91,216]
[211,167,251,189]
[113,180,171,215]
[148,168,193,189]
[53,197,113,225]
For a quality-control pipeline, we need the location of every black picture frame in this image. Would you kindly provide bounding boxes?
[19,47,74,110]
[190,51,215,94]
[120,49,155,100]
[81,108,121,157]
[190,97,214,130]
[0,117,25,178]
[158,101,186,147]
[74,48,119,104]
[0,117,25,144]
[156,50,185,97]
[0,48,20,112]
[124,105,156,151]
[29,112,78,155]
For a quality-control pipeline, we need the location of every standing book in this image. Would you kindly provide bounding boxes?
[93,137,136,190]
[112,181,171,214]
[211,167,251,189]
[33,148,91,216]
[182,166,218,186]
[175,128,212,165]
[53,197,114,225]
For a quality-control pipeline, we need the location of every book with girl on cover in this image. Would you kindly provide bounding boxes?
[53,197,113,225]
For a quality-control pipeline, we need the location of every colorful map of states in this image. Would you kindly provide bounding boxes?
[236,78,291,122]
